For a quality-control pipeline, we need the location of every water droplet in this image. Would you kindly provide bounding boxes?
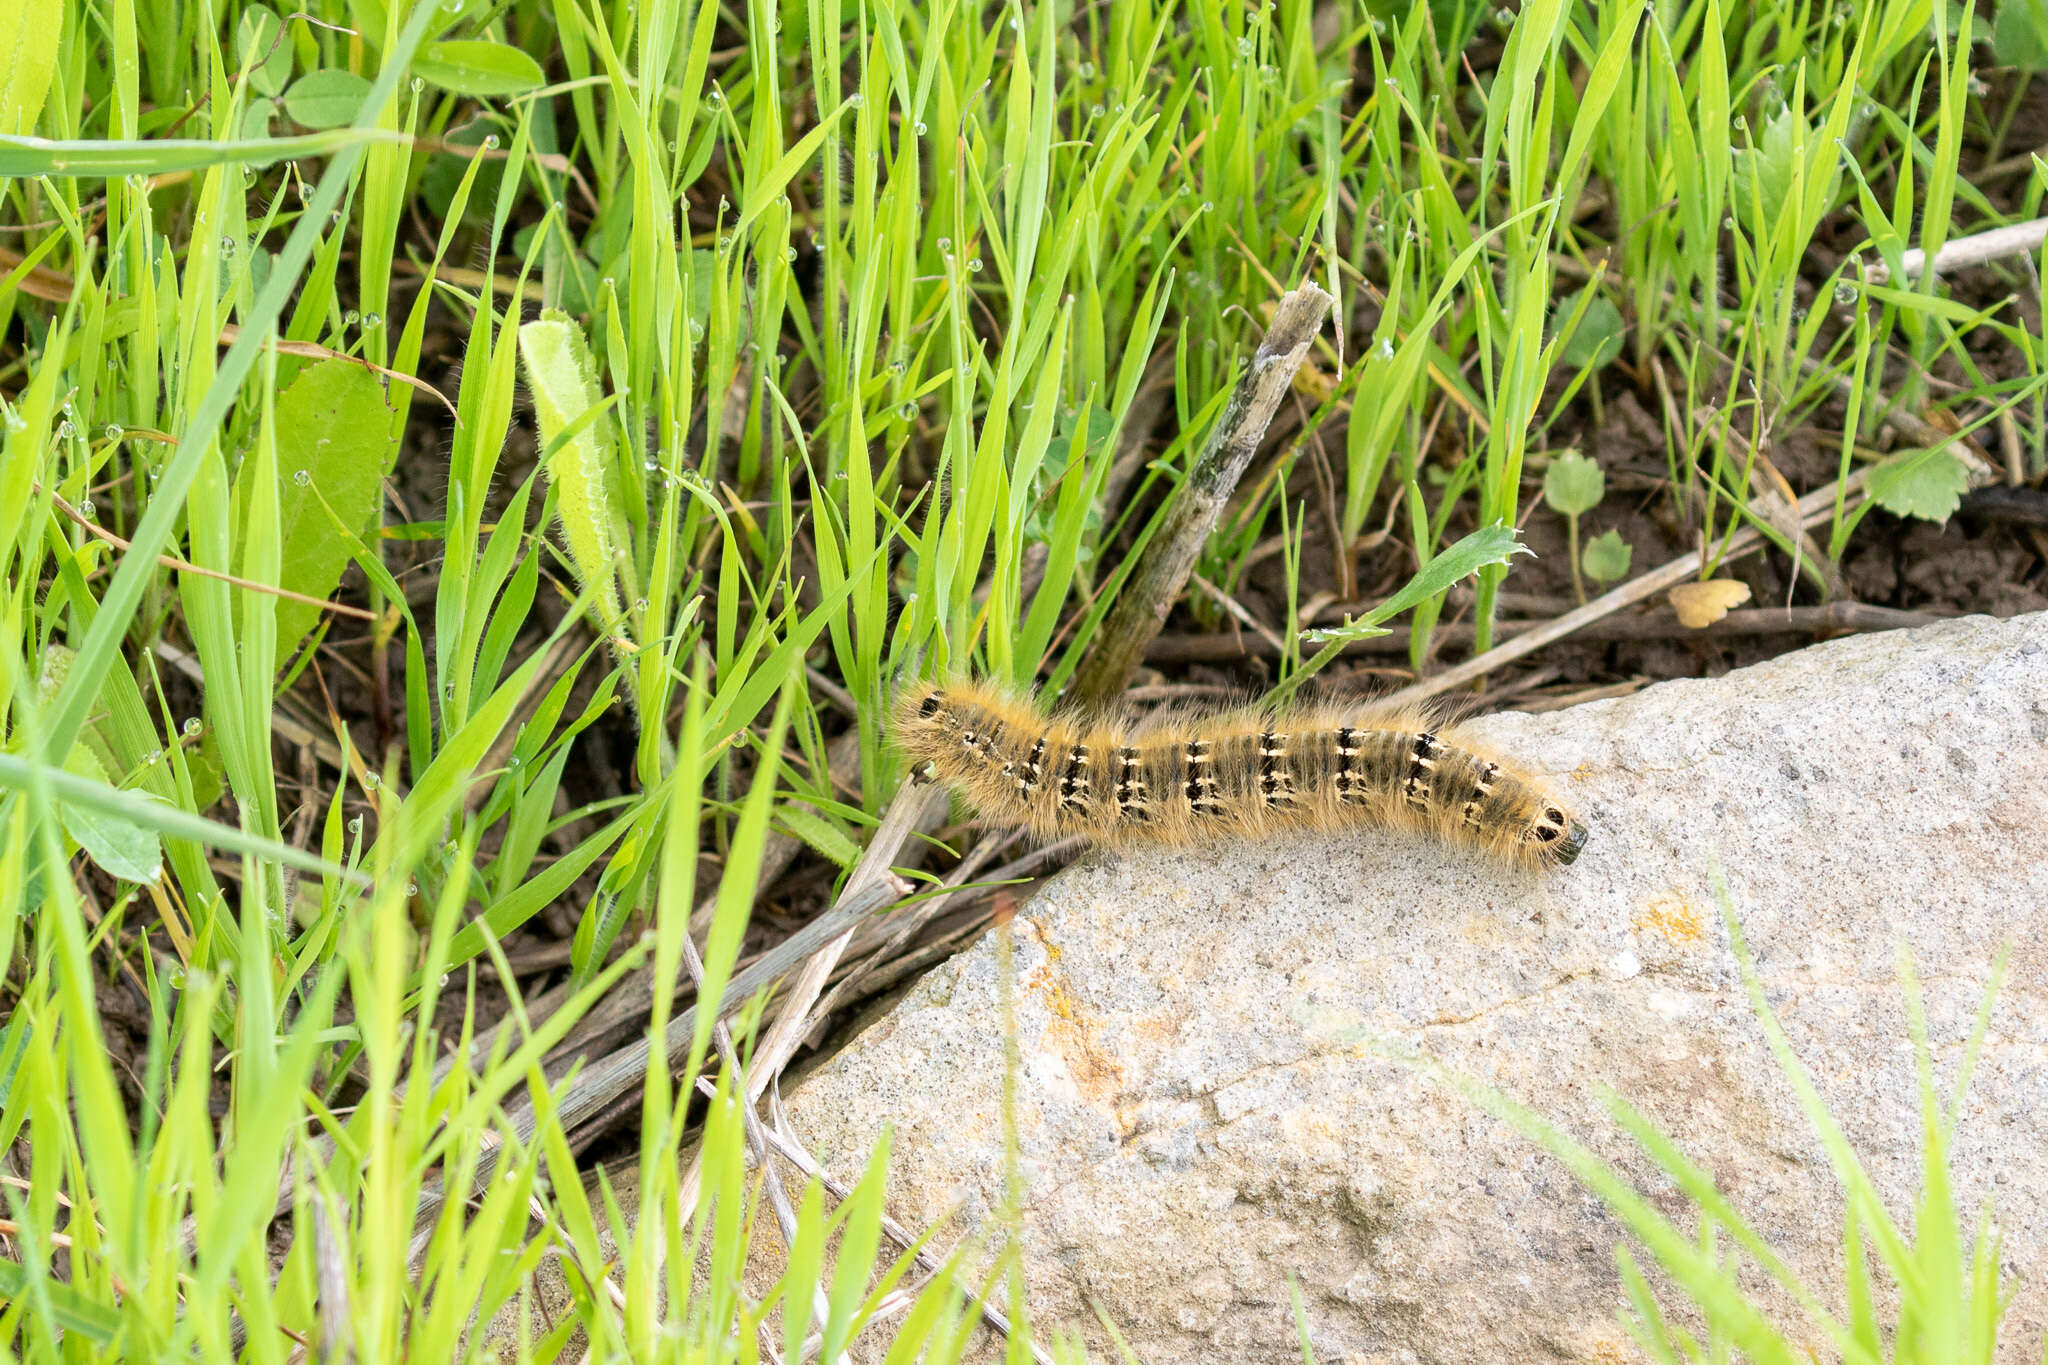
[104,423,124,440]
[363,772,380,790]
[633,597,648,612]
[78,499,95,520]
[405,880,419,897]
[362,312,381,329]
[1237,36,1252,56]
[347,816,364,836]
[343,308,360,325]
[784,246,797,262]
[914,120,927,135]
[1375,338,1395,360]
[937,236,952,253]
[846,92,865,109]
[1200,201,1213,213]
[294,469,311,486]
[1732,114,1747,132]
[218,235,236,256]
[482,133,500,150]
[410,76,424,92]
[1090,103,1104,118]
[898,402,918,420]
[1834,280,1857,304]
[967,257,983,272]
[182,717,202,736]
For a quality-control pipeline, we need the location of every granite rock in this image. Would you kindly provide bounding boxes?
[781,613,2048,1362]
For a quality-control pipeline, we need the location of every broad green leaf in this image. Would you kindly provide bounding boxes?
[1557,291,1625,370]
[283,68,373,129]
[1542,449,1606,517]
[1368,524,1530,629]
[1868,447,1972,524]
[518,310,631,618]
[235,5,294,97]
[0,754,362,884]
[1993,0,2048,69]
[1731,103,1804,231]
[1582,528,1633,584]
[0,0,59,134]
[236,358,399,670]
[59,744,164,883]
[412,40,546,97]
[775,804,860,870]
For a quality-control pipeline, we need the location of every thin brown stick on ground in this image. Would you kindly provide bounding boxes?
[1072,282,1334,706]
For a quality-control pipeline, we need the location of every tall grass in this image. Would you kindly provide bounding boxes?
[1,0,2040,1358]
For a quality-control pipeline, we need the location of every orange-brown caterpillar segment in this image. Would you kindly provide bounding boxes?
[891,677,1589,869]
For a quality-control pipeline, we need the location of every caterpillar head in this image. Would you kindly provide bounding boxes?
[1526,804,1590,866]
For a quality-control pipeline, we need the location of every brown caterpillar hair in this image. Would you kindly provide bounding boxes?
[891,676,1589,869]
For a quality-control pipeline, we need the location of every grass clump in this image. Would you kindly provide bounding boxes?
[2,0,2043,1358]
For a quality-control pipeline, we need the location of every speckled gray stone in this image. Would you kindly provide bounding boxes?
[783,612,2048,1363]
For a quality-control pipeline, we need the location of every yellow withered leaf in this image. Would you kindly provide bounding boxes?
[1669,578,1751,628]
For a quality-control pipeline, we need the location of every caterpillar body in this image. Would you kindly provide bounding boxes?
[892,677,1589,869]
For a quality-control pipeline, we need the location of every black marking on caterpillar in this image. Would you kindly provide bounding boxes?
[892,678,1590,869]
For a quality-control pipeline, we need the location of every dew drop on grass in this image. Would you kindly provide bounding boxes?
[1375,338,1395,360]
[937,235,951,252]
[219,235,236,256]
[78,500,95,521]
[344,309,360,325]
[347,816,363,836]
[104,423,124,440]
[363,772,380,790]
[847,92,865,109]
[1732,114,1747,132]
[183,717,202,736]
[411,76,424,92]
[968,257,983,271]
[898,402,917,420]
[482,133,500,150]
[914,120,928,135]
[363,313,380,329]
[785,246,797,262]
[1834,280,1857,304]
[1237,37,1253,56]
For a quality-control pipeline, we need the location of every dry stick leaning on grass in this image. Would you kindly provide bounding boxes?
[1378,466,1877,706]
[1144,600,1947,662]
[1072,281,1335,706]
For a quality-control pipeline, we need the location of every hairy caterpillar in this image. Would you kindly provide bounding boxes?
[892,677,1589,869]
